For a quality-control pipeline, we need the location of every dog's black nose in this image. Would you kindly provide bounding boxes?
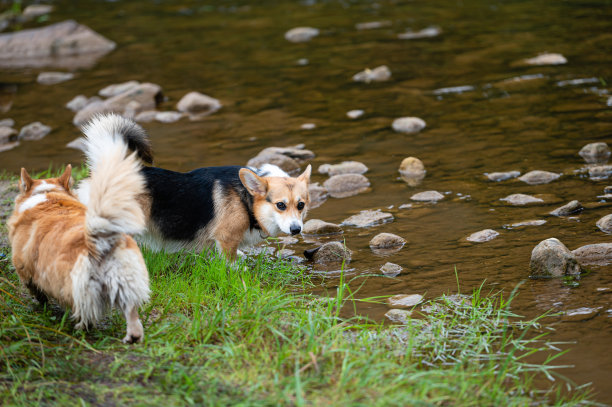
[290,224,301,235]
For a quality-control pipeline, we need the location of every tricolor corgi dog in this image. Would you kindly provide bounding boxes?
[8,116,150,343]
[77,114,311,260]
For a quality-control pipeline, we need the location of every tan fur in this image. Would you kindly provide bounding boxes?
[8,164,149,344]
[210,185,251,259]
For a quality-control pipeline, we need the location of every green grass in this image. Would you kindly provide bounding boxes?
[0,168,596,406]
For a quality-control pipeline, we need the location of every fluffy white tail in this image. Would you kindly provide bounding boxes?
[81,114,147,257]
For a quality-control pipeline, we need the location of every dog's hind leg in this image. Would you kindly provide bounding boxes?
[122,305,144,344]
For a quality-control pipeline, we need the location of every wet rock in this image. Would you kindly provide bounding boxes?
[247,153,300,175]
[66,137,87,152]
[386,294,423,308]
[308,183,328,209]
[399,157,426,186]
[561,307,601,322]
[500,194,544,206]
[352,65,391,83]
[392,117,426,134]
[22,5,54,19]
[518,170,561,185]
[323,174,370,198]
[0,20,116,69]
[369,233,406,250]
[397,26,441,40]
[399,203,413,209]
[466,229,499,243]
[342,209,393,228]
[572,243,612,266]
[277,236,299,245]
[579,142,611,164]
[549,200,583,217]
[303,219,342,235]
[312,242,351,265]
[432,85,475,96]
[318,161,368,176]
[556,78,600,87]
[0,119,14,127]
[66,95,89,112]
[37,71,74,85]
[296,58,309,66]
[596,214,612,233]
[411,190,444,202]
[18,122,51,141]
[72,100,110,126]
[355,21,391,30]
[523,53,567,66]
[155,111,183,123]
[384,309,411,323]
[380,262,402,277]
[485,171,520,182]
[123,101,142,119]
[300,123,316,130]
[346,109,364,119]
[0,141,19,153]
[105,82,163,113]
[506,219,547,229]
[589,165,612,179]
[175,91,221,118]
[259,146,315,161]
[134,110,158,123]
[284,27,319,43]
[529,238,581,278]
[0,126,17,144]
[99,80,139,98]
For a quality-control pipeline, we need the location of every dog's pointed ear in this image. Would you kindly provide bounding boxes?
[58,164,73,191]
[239,168,268,197]
[297,164,311,183]
[20,168,33,193]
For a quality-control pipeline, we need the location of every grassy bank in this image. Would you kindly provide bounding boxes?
[0,170,595,406]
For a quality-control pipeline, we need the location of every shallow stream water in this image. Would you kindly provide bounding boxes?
[1,0,611,402]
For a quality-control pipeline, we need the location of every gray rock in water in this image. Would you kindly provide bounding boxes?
[37,71,74,85]
[176,91,221,118]
[0,141,19,153]
[579,142,610,164]
[284,27,319,43]
[384,309,412,323]
[411,190,444,202]
[134,110,158,123]
[318,161,368,176]
[549,200,583,217]
[596,214,612,233]
[346,109,364,119]
[312,241,351,265]
[22,4,54,19]
[466,229,499,243]
[605,186,612,194]
[386,294,423,308]
[399,157,426,186]
[72,100,110,126]
[507,219,547,229]
[259,146,315,161]
[485,171,521,182]
[500,194,544,206]
[342,210,393,228]
[300,123,316,130]
[588,165,612,180]
[303,219,342,235]
[369,233,406,249]
[323,174,370,198]
[432,85,475,95]
[99,80,140,98]
[308,183,328,209]
[352,65,391,83]
[0,20,116,69]
[66,95,89,112]
[248,153,301,175]
[0,119,14,127]
[397,26,441,40]
[523,53,567,66]
[66,137,87,152]
[355,21,391,30]
[518,170,561,185]
[392,117,426,134]
[529,238,581,278]
[0,126,18,144]
[105,82,163,114]
[380,262,402,277]
[572,243,612,266]
[155,111,183,123]
[18,122,51,141]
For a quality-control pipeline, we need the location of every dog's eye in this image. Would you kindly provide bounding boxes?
[297,202,305,211]
[276,202,286,211]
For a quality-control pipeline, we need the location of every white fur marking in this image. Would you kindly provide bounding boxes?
[32,181,58,194]
[18,194,48,213]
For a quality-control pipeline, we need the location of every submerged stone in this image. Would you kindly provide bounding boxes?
[466,229,499,243]
[311,242,352,265]
[589,165,612,179]
[380,262,402,277]
[384,309,412,324]
[386,294,423,308]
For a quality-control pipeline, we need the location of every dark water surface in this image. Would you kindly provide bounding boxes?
[1,0,612,402]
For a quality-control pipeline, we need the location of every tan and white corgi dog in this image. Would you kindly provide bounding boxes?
[8,116,150,343]
[77,114,311,260]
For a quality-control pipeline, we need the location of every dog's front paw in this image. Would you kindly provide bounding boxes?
[122,333,143,344]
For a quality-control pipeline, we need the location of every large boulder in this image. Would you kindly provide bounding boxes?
[529,238,581,278]
[0,20,116,69]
